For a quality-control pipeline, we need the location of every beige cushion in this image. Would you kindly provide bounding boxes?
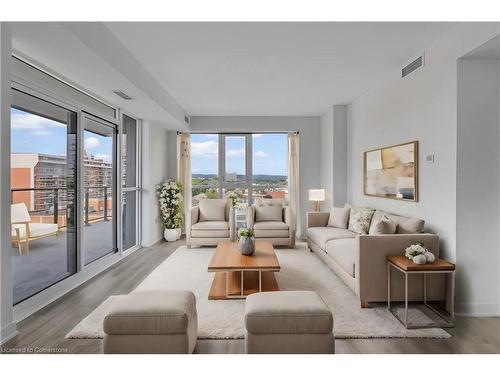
[245,291,333,334]
[255,205,283,222]
[254,229,289,238]
[103,291,196,335]
[327,206,350,229]
[254,221,288,230]
[325,238,356,277]
[368,210,424,234]
[307,227,356,248]
[191,230,230,238]
[198,199,226,222]
[348,206,375,234]
[371,214,397,234]
[191,221,229,231]
[397,217,425,234]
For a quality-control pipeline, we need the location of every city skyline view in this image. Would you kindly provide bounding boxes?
[191,133,288,176]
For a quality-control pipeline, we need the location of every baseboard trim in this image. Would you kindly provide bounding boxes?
[455,303,500,317]
[142,237,163,248]
[0,322,18,344]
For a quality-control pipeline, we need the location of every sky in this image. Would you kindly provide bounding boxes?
[11,108,113,162]
[191,133,287,176]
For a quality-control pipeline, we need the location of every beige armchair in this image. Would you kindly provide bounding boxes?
[187,198,235,247]
[246,201,295,248]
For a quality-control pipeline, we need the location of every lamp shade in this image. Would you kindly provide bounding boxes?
[308,189,325,201]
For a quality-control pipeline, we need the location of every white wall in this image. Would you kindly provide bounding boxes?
[0,23,17,344]
[141,122,169,247]
[457,59,500,315]
[321,108,334,209]
[188,116,322,237]
[347,23,500,315]
[321,105,348,209]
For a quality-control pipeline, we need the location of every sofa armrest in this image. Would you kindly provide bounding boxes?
[283,206,291,226]
[229,207,235,241]
[190,206,199,226]
[357,233,440,303]
[307,212,329,228]
[246,206,255,229]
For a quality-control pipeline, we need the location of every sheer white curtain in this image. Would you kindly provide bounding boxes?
[288,132,300,238]
[177,132,191,238]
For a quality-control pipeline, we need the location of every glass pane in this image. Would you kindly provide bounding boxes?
[191,133,219,205]
[252,133,288,203]
[122,191,137,250]
[122,114,137,188]
[225,136,246,182]
[10,101,77,304]
[191,187,220,206]
[83,121,116,265]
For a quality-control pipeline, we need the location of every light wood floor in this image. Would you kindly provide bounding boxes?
[2,239,500,354]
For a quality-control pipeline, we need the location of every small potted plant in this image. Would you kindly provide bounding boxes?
[238,227,255,256]
[156,179,183,242]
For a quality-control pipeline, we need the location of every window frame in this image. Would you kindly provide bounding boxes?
[191,132,288,206]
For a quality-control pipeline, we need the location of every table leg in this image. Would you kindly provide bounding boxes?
[404,272,408,328]
[387,262,391,309]
[423,273,427,305]
[259,271,262,292]
[451,271,455,322]
[240,271,244,296]
[225,272,229,298]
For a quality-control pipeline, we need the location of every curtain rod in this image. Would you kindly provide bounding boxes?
[177,131,299,135]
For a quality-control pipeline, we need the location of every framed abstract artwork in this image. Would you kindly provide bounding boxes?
[364,141,418,202]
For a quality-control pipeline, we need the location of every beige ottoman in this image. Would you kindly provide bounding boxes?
[245,291,335,354]
[103,290,197,354]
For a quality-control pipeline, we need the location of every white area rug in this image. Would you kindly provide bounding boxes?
[66,244,450,339]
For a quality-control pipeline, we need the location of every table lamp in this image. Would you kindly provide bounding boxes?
[309,189,325,212]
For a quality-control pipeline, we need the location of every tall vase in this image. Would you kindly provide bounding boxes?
[238,236,255,256]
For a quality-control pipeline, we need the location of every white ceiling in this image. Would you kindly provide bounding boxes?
[106,22,455,116]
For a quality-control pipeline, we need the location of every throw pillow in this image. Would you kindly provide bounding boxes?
[348,206,375,234]
[397,217,425,234]
[327,206,350,229]
[371,215,397,234]
[255,205,283,222]
[198,199,226,222]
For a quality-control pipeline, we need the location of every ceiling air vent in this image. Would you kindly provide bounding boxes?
[184,115,190,124]
[113,90,133,100]
[402,55,424,78]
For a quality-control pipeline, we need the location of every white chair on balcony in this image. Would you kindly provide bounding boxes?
[11,203,59,255]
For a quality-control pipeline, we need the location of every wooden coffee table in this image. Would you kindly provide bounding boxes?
[208,241,280,300]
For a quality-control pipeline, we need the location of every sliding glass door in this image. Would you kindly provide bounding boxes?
[121,114,141,251]
[10,89,78,304]
[82,114,118,265]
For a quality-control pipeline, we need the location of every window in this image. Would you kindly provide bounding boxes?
[252,133,288,203]
[191,133,288,208]
[191,134,219,205]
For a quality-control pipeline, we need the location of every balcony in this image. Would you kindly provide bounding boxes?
[11,187,115,305]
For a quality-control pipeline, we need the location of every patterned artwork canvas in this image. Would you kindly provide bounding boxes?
[364,141,418,202]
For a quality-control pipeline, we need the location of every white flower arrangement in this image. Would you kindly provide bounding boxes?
[224,189,244,207]
[156,179,183,229]
[404,242,427,260]
[404,242,436,264]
